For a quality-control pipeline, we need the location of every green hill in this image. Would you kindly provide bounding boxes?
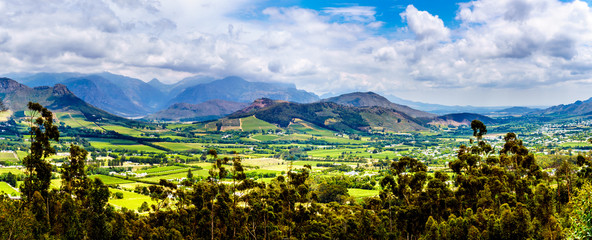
[222,99,426,133]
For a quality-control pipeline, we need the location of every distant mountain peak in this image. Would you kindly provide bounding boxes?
[322,91,435,118]
[148,78,163,84]
[52,83,73,96]
[236,98,284,114]
[0,78,29,92]
[170,76,319,106]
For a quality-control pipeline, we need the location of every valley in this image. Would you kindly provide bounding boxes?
[0,101,590,209]
[0,75,591,238]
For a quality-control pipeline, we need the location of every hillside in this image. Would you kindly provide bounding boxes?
[9,72,165,117]
[537,97,592,116]
[323,92,436,118]
[0,78,133,124]
[147,100,248,122]
[224,100,426,133]
[428,113,498,127]
[494,106,540,116]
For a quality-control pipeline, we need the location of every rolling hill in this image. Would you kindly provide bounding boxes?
[222,99,426,133]
[322,92,436,118]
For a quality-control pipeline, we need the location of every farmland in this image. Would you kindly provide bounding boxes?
[1,108,592,215]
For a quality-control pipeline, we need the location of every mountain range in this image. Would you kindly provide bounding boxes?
[536,97,592,116]
[147,100,248,122]
[6,73,319,117]
[2,72,592,133]
[0,78,131,124]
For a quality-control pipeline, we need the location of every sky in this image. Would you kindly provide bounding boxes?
[2,0,592,106]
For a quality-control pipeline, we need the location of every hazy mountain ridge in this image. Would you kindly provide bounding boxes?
[7,73,320,118]
[495,107,540,115]
[147,100,249,122]
[536,97,592,116]
[170,76,320,106]
[0,78,131,123]
[8,72,163,117]
[61,76,145,116]
[6,72,592,122]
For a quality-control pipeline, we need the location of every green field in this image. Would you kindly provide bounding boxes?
[16,151,28,161]
[559,141,591,148]
[288,119,336,137]
[0,168,25,175]
[348,188,379,201]
[100,125,145,137]
[0,152,17,162]
[89,175,135,185]
[0,110,12,121]
[274,134,314,141]
[108,188,157,210]
[140,171,199,183]
[56,112,102,131]
[241,116,278,132]
[88,138,165,153]
[0,182,19,196]
[318,137,366,144]
[137,166,185,174]
[153,142,203,151]
[252,134,281,142]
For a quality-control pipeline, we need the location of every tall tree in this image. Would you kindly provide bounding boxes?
[61,144,88,195]
[21,102,59,201]
[19,102,59,237]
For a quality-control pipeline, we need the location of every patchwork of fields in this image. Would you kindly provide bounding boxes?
[2,107,591,214]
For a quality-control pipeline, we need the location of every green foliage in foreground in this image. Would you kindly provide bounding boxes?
[2,106,592,239]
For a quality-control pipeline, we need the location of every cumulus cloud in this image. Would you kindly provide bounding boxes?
[401,5,450,43]
[2,0,592,105]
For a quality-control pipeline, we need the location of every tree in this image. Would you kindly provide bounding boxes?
[5,172,16,188]
[19,102,59,237]
[316,182,349,203]
[62,144,88,195]
[471,120,487,140]
[21,102,60,201]
[187,169,193,179]
[570,182,592,238]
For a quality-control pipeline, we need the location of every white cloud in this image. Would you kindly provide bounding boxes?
[401,5,450,43]
[323,6,377,23]
[2,0,592,106]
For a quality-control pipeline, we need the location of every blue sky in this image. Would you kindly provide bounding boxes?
[2,0,592,106]
[276,0,462,27]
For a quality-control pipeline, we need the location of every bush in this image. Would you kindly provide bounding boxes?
[113,192,124,199]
